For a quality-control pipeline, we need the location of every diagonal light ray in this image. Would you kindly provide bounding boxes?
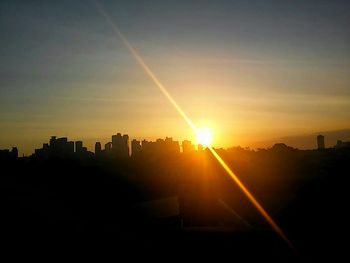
[209,147,293,247]
[93,1,197,133]
[92,0,293,249]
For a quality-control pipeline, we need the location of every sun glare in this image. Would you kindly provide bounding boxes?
[196,127,213,147]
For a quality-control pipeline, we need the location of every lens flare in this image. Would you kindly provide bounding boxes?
[208,146,293,247]
[196,127,213,147]
[93,0,293,249]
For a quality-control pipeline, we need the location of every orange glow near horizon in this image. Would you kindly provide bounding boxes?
[94,0,293,249]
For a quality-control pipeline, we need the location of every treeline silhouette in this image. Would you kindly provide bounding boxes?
[1,140,349,261]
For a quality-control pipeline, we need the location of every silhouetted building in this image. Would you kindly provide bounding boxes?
[138,137,180,155]
[111,134,121,150]
[35,136,78,158]
[95,142,102,155]
[122,134,130,157]
[335,140,350,148]
[0,147,18,159]
[53,137,73,155]
[67,141,74,154]
[141,139,152,153]
[164,137,180,154]
[0,149,10,158]
[11,147,18,158]
[49,136,57,148]
[131,139,141,156]
[105,142,112,154]
[317,135,325,150]
[111,133,129,157]
[75,141,83,153]
[182,140,195,153]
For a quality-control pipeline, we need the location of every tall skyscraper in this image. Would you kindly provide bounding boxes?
[95,142,102,155]
[317,135,325,150]
[111,133,129,157]
[75,141,83,153]
[112,133,121,150]
[122,134,129,157]
[49,136,57,149]
[131,139,141,156]
[56,137,68,154]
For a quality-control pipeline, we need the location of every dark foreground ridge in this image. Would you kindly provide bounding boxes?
[1,135,349,261]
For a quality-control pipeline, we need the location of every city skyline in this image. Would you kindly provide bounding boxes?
[11,133,215,157]
[2,128,350,156]
[2,131,349,157]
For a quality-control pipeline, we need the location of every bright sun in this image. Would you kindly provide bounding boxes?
[196,127,213,147]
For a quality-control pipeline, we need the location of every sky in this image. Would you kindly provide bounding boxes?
[1,0,350,155]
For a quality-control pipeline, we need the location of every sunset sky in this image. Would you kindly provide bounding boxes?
[1,0,349,155]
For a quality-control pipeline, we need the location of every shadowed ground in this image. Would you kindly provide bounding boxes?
[1,146,348,261]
